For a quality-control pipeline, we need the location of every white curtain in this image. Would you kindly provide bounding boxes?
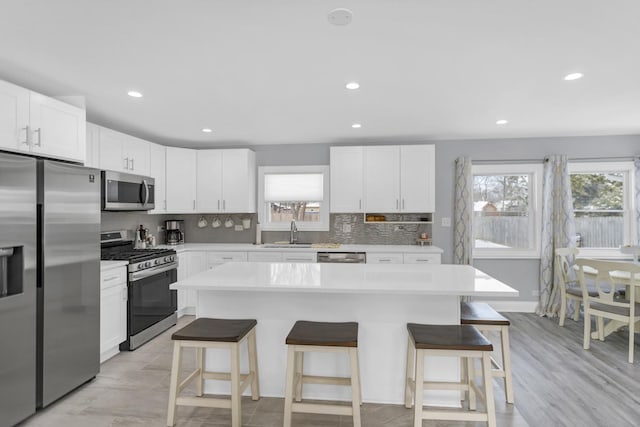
[635,156,640,244]
[453,157,473,265]
[538,155,576,316]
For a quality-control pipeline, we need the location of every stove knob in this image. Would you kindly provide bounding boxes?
[165,256,172,262]
[145,261,151,268]
[137,263,144,270]
[154,259,161,265]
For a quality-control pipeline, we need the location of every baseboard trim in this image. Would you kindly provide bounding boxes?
[477,300,538,313]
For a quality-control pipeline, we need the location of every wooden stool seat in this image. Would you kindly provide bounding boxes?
[167,318,260,427]
[286,321,358,347]
[283,321,362,427]
[460,302,515,404]
[407,323,493,351]
[172,318,257,342]
[460,302,510,326]
[405,323,497,427]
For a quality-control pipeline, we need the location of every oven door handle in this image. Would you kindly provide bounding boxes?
[129,262,178,282]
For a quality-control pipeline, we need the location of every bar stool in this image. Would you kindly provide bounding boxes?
[404,323,496,427]
[166,318,260,427]
[460,302,514,403]
[283,321,362,427]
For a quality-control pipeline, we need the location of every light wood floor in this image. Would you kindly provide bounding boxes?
[19,313,639,426]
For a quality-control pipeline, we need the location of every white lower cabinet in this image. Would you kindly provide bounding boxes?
[248,251,283,262]
[100,266,127,363]
[366,253,404,264]
[282,252,316,263]
[403,253,441,264]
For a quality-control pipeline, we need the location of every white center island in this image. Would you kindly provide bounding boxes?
[170,262,518,406]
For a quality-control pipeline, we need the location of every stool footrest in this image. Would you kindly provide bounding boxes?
[291,402,353,416]
[421,410,489,422]
[301,374,351,386]
[176,396,232,409]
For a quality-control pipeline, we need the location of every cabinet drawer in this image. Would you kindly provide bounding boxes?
[208,251,248,265]
[100,267,126,290]
[282,252,316,263]
[248,251,283,262]
[403,253,441,264]
[366,253,403,264]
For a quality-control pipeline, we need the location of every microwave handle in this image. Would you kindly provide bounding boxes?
[141,180,149,205]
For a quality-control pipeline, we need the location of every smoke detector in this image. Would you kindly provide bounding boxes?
[328,8,353,26]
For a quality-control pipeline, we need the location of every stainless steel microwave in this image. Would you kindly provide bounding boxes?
[101,170,155,211]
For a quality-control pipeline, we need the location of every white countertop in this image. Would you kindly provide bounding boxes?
[171,262,518,297]
[159,243,443,254]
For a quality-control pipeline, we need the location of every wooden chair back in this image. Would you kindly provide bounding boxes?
[555,247,579,288]
[575,259,640,312]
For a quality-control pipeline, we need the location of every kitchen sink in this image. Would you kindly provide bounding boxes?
[261,243,313,248]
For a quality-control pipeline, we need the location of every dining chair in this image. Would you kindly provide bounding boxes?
[556,247,595,326]
[575,259,640,363]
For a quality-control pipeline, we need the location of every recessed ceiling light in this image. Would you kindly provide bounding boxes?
[345,82,360,90]
[496,120,508,125]
[564,72,583,81]
[328,8,353,26]
[352,123,362,129]
[127,90,143,98]
[201,128,213,133]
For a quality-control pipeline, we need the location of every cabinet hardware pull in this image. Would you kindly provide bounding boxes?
[359,199,362,210]
[130,158,134,171]
[286,258,311,261]
[123,157,129,169]
[402,199,405,209]
[380,258,391,262]
[103,276,119,282]
[396,199,399,210]
[33,128,42,147]
[223,200,226,210]
[20,126,29,145]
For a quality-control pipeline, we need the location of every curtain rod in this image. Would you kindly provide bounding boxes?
[469,156,637,165]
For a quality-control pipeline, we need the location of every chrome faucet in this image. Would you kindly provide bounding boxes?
[290,219,298,244]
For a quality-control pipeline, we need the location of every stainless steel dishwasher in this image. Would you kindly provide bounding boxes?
[316,252,366,263]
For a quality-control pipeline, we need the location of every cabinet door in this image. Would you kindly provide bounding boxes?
[148,143,166,213]
[0,80,29,152]
[330,146,364,213]
[125,136,150,176]
[29,92,86,162]
[400,145,435,212]
[98,127,127,172]
[282,252,316,263]
[100,283,127,361]
[166,147,197,213]
[221,149,256,213]
[364,146,400,212]
[85,123,101,167]
[196,150,223,212]
[176,253,189,314]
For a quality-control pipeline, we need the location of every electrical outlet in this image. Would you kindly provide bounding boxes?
[157,225,165,232]
[234,225,244,231]
[441,217,451,227]
[342,224,351,233]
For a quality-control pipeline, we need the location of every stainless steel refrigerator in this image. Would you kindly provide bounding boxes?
[0,152,100,426]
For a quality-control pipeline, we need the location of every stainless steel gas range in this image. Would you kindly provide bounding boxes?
[100,231,178,350]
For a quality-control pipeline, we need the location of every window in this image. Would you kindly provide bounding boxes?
[569,161,636,257]
[472,164,543,258]
[258,165,330,231]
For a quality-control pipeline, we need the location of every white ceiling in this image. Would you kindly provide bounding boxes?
[1,0,639,148]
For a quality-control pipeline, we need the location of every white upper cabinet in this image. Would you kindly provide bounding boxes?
[330,146,364,213]
[196,150,223,212]
[0,80,85,163]
[221,149,256,213]
[364,146,401,212]
[0,80,29,152]
[196,149,256,213]
[400,145,435,212]
[166,147,197,213]
[148,142,167,214]
[362,144,435,213]
[98,126,150,175]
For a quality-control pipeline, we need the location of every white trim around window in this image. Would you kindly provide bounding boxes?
[568,161,637,259]
[472,163,544,259]
[258,165,330,231]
